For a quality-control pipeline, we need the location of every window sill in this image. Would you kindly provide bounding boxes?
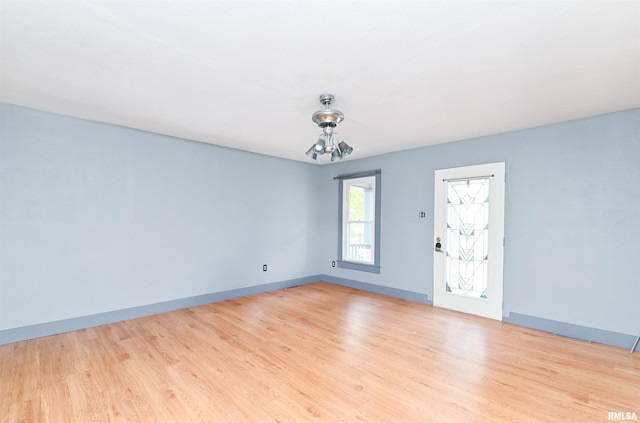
[337,260,381,274]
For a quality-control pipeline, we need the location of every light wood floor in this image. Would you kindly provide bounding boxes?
[1,282,638,422]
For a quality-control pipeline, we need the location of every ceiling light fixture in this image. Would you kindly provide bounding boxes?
[305,94,353,162]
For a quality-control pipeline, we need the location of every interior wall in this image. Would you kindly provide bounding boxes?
[319,109,640,337]
[0,104,322,330]
[2,103,638,341]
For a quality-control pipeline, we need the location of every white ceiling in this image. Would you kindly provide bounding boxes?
[2,1,639,164]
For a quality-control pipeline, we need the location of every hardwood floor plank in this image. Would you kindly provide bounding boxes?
[1,282,638,422]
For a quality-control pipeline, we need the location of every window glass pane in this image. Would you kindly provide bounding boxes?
[343,177,375,265]
[348,186,365,220]
[346,222,373,262]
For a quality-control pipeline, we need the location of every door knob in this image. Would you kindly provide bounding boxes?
[435,237,443,253]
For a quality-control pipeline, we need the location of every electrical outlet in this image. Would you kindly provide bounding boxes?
[331,261,336,267]
[263,264,267,271]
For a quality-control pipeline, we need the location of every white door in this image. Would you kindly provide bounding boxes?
[433,163,505,321]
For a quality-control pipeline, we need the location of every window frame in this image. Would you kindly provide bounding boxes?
[337,170,381,273]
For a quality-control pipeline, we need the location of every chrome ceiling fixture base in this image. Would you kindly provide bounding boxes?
[306,94,353,162]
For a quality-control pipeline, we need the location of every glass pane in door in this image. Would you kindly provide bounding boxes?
[445,178,490,299]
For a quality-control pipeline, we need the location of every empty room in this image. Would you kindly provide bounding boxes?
[1,1,639,422]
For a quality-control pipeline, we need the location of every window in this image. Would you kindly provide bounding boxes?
[337,170,381,273]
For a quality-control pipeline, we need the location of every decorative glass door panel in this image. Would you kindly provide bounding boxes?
[446,178,489,299]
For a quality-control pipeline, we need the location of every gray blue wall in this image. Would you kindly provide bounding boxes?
[1,104,323,334]
[319,109,640,341]
[2,103,639,347]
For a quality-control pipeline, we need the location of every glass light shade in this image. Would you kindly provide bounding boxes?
[338,141,353,156]
[305,147,318,160]
[313,138,326,154]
